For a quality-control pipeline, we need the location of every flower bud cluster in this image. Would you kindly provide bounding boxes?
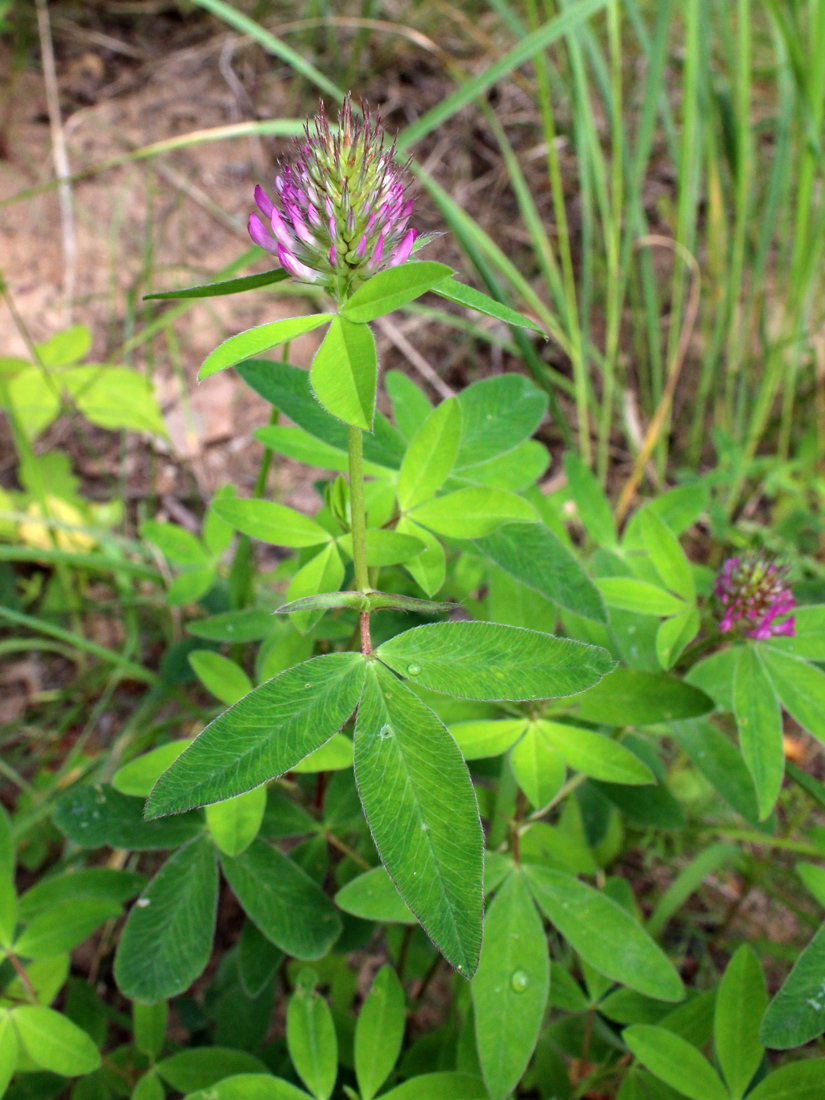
[715,553,795,640]
[248,95,417,300]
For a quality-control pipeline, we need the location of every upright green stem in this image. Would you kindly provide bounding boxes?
[347,424,371,655]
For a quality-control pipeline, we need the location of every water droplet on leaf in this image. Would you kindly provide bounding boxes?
[407,663,421,676]
[510,969,530,993]
[379,724,393,739]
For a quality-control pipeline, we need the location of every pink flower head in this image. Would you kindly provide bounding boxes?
[247,94,421,298]
[715,553,795,640]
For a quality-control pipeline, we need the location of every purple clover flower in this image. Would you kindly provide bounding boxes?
[715,553,795,640]
[248,95,418,301]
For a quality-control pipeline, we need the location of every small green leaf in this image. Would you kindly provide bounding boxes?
[168,566,216,606]
[291,734,353,773]
[746,1061,825,1100]
[134,1001,168,1059]
[398,397,462,511]
[376,621,615,701]
[734,647,784,820]
[760,645,825,742]
[144,268,289,299]
[377,1072,488,1100]
[768,604,825,660]
[287,544,346,634]
[189,651,253,706]
[640,510,695,601]
[134,1068,165,1100]
[623,1024,728,1100]
[538,721,655,785]
[112,741,192,798]
[397,517,446,596]
[456,374,547,468]
[142,521,207,566]
[188,609,275,643]
[18,868,145,922]
[354,663,484,976]
[0,1013,18,1097]
[221,839,341,959]
[310,316,377,429]
[183,1076,309,1100]
[386,369,433,440]
[449,719,527,760]
[564,452,617,548]
[13,1005,101,1075]
[410,486,538,538]
[338,528,426,566]
[212,497,331,548]
[596,577,686,617]
[239,920,284,998]
[114,836,218,1002]
[146,653,366,817]
[798,861,825,907]
[199,315,332,379]
[342,262,453,323]
[65,367,166,435]
[523,864,683,1002]
[156,1050,268,1093]
[569,670,713,725]
[510,725,565,809]
[0,874,15,949]
[206,787,267,856]
[287,970,338,1100]
[7,367,60,437]
[656,607,700,670]
[475,521,608,623]
[355,966,406,1100]
[472,870,549,1100]
[714,945,766,1099]
[237,358,404,468]
[433,277,544,333]
[760,922,825,1049]
[53,784,202,850]
[14,898,122,959]
[334,866,416,924]
[36,323,92,366]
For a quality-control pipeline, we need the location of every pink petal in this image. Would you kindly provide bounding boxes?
[277,243,318,282]
[388,227,417,267]
[248,213,277,254]
[254,185,274,218]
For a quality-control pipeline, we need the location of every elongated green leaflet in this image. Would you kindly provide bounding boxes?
[221,840,341,960]
[397,397,462,511]
[433,277,545,333]
[355,966,406,1100]
[714,945,766,1099]
[537,720,655,785]
[310,315,377,430]
[146,653,366,817]
[115,836,218,1002]
[376,621,615,700]
[760,922,825,1049]
[200,315,333,379]
[733,646,784,820]
[144,268,289,300]
[212,497,331,548]
[472,870,549,1099]
[354,662,484,976]
[523,864,684,1001]
[342,262,453,323]
[409,487,538,538]
[623,1024,729,1100]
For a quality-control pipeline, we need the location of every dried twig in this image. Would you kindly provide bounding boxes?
[376,316,455,400]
